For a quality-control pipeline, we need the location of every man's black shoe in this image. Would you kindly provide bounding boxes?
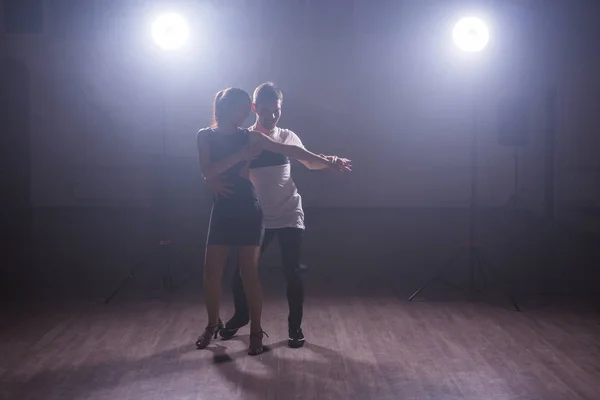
[219,315,249,340]
[288,327,305,348]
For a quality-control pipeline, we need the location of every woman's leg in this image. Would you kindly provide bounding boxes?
[238,245,264,354]
[196,244,229,349]
[222,229,277,338]
[204,245,230,326]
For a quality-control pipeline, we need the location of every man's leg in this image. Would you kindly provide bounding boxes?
[278,228,305,348]
[221,229,276,338]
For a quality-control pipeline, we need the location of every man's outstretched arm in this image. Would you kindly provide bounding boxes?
[299,155,352,172]
[283,130,352,172]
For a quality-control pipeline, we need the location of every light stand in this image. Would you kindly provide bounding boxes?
[154,75,175,294]
[505,147,528,211]
[409,16,520,311]
[103,77,175,304]
[103,13,189,304]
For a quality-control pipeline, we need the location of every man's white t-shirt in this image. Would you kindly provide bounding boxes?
[248,127,305,230]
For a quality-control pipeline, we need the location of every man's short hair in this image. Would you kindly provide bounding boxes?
[253,82,283,105]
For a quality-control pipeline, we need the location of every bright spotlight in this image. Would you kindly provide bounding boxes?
[152,13,189,51]
[453,17,489,53]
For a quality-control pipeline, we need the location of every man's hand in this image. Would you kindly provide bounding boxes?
[320,155,352,172]
[204,176,233,198]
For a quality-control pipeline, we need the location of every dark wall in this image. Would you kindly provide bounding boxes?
[21,206,600,302]
[0,57,32,298]
[4,0,586,210]
[1,1,600,301]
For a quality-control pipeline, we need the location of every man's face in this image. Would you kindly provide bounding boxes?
[253,99,281,131]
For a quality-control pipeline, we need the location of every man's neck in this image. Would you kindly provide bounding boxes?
[252,122,276,136]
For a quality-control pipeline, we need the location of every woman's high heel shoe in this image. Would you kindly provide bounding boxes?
[195,319,224,350]
[248,329,268,356]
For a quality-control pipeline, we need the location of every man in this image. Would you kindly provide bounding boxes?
[210,82,350,348]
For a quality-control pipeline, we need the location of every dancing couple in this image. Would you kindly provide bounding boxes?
[195,83,351,355]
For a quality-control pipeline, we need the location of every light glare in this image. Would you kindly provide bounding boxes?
[453,17,489,53]
[152,13,189,51]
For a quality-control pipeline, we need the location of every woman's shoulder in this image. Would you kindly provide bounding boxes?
[197,127,216,142]
[197,127,215,136]
[243,128,261,141]
[245,129,266,140]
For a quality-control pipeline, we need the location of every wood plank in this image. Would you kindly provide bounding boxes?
[1,285,599,400]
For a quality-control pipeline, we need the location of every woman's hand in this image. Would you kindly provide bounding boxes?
[241,143,263,161]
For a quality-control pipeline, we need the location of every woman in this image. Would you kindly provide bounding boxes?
[195,88,334,355]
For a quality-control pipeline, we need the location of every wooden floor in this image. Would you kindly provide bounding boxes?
[1,274,600,400]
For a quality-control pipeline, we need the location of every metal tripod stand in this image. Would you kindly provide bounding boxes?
[408,225,520,311]
[102,237,177,304]
[409,91,520,311]
[505,147,528,211]
[102,75,179,304]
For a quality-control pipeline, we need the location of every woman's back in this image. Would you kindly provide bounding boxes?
[200,127,259,208]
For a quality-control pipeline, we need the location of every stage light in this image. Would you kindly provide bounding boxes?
[410,13,519,310]
[453,17,489,52]
[151,13,189,51]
